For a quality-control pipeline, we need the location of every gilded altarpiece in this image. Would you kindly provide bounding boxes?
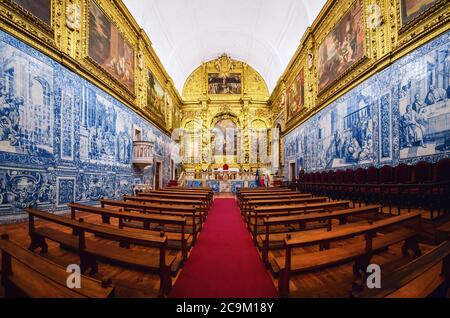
[181,55,273,171]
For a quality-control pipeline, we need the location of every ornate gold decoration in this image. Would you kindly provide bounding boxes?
[0,0,182,136]
[271,0,450,136]
[214,53,235,78]
[66,2,81,31]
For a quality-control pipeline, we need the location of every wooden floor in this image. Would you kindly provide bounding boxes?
[0,194,447,298]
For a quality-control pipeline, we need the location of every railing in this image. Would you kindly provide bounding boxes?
[132,141,154,168]
[178,171,186,187]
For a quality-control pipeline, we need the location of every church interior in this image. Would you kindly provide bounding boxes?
[0,0,449,300]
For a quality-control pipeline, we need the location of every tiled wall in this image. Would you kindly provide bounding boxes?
[0,31,173,223]
[284,31,450,178]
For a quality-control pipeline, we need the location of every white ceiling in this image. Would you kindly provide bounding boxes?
[123,0,327,95]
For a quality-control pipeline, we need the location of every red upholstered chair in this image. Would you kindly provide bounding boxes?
[390,163,411,214]
[325,170,336,199]
[318,171,328,196]
[378,165,394,211]
[342,169,354,201]
[352,168,367,206]
[429,158,450,216]
[311,172,320,195]
[362,166,379,204]
[335,170,345,199]
[409,161,433,211]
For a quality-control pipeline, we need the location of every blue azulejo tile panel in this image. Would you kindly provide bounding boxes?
[231,180,244,193]
[185,180,202,188]
[57,177,76,207]
[248,180,259,188]
[206,180,220,193]
[0,30,173,223]
[284,30,450,178]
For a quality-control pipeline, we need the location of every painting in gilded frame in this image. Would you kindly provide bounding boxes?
[318,0,364,92]
[287,69,305,121]
[147,70,165,117]
[400,0,441,26]
[11,0,51,25]
[88,0,135,93]
[208,74,242,94]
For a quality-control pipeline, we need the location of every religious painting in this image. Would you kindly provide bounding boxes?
[88,0,135,92]
[208,74,242,94]
[213,119,238,158]
[287,69,305,120]
[11,0,51,25]
[147,70,165,117]
[318,0,364,92]
[400,0,441,26]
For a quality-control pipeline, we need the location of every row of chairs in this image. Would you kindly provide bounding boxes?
[296,158,450,218]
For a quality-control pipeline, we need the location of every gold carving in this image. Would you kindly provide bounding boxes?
[214,53,235,77]
[66,2,81,31]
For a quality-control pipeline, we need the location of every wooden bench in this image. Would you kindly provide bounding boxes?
[138,191,212,208]
[275,212,422,297]
[123,195,208,217]
[238,190,301,200]
[249,201,351,241]
[238,193,313,212]
[0,234,114,298]
[68,203,191,260]
[259,205,382,264]
[25,208,176,297]
[100,199,202,241]
[236,188,294,199]
[242,196,327,217]
[158,188,213,200]
[353,240,450,298]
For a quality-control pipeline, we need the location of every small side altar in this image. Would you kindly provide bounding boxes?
[184,167,271,193]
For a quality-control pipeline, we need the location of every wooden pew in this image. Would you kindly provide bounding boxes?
[0,234,114,298]
[275,212,422,297]
[242,196,327,217]
[123,195,207,217]
[259,205,382,264]
[353,240,450,298]
[238,193,312,211]
[238,193,313,212]
[237,190,299,202]
[163,187,212,193]
[237,187,292,193]
[100,199,202,242]
[249,201,351,241]
[138,191,212,209]
[68,203,191,260]
[159,188,213,200]
[25,208,176,297]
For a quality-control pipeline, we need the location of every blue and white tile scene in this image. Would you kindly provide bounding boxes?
[284,31,450,178]
[0,30,173,223]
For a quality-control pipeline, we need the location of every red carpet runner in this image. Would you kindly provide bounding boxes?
[169,198,278,298]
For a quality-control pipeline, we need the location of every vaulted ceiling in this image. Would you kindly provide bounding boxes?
[123,0,326,95]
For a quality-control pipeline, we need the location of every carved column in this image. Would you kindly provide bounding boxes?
[241,97,251,164]
[199,98,209,165]
[62,0,82,59]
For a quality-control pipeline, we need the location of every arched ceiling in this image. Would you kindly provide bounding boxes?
[123,0,326,95]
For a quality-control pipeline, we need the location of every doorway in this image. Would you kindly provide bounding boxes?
[155,161,162,189]
[170,159,175,180]
[134,128,142,141]
[289,162,296,182]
